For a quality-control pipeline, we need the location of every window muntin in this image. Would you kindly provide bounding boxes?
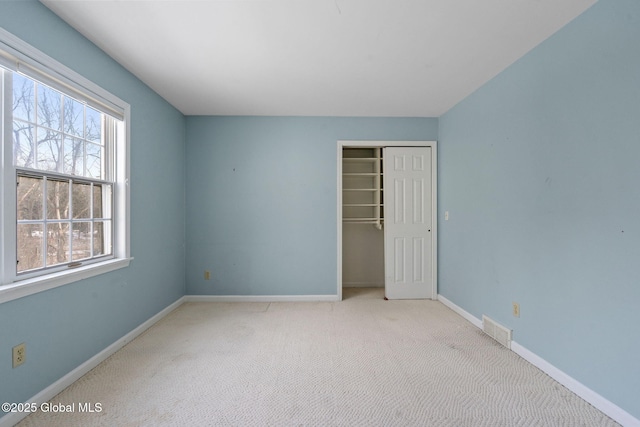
[11,72,117,275]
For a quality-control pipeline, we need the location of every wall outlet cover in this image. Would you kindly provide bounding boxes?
[13,343,26,368]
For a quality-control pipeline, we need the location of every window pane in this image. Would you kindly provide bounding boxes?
[17,175,43,220]
[47,178,69,220]
[13,121,35,168]
[85,107,102,143]
[86,142,102,179]
[17,224,44,272]
[12,73,35,122]
[64,136,84,176]
[37,84,62,131]
[72,182,91,219]
[47,222,70,266]
[93,185,103,218]
[72,222,91,261]
[93,221,111,256]
[93,184,112,219]
[63,96,84,138]
[37,128,62,172]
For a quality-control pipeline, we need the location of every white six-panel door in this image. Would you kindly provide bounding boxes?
[383,147,433,299]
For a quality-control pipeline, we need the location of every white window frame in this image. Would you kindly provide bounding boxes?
[0,28,131,304]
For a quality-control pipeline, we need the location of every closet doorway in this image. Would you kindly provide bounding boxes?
[337,141,437,301]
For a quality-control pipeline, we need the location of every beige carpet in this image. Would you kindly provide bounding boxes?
[17,288,618,426]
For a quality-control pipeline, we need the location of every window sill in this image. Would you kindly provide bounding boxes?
[0,257,133,305]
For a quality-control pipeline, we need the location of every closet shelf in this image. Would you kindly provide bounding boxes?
[342,147,383,225]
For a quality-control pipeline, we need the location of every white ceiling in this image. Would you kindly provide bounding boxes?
[41,0,596,117]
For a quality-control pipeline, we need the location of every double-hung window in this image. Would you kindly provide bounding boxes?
[1,29,130,303]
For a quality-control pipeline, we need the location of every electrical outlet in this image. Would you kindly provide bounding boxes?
[512,302,520,318]
[13,343,26,368]
[204,270,211,280]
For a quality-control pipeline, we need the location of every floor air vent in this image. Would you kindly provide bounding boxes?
[482,315,512,349]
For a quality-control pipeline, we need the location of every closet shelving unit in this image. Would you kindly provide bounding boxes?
[342,148,384,229]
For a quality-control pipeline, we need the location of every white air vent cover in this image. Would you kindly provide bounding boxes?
[482,315,512,349]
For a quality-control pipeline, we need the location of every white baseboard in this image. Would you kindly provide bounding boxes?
[437,294,482,329]
[511,342,639,427]
[185,294,340,302]
[437,293,639,427]
[0,296,185,427]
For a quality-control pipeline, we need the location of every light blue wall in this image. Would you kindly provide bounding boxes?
[186,116,437,295]
[4,0,637,422]
[438,0,640,418]
[0,0,186,413]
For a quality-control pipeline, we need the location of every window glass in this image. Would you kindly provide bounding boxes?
[37,84,62,131]
[47,222,70,266]
[10,73,117,274]
[64,96,84,138]
[12,73,35,122]
[37,128,62,172]
[72,222,92,261]
[72,182,91,219]
[46,178,69,220]
[13,121,35,168]
[17,175,43,220]
[85,142,103,179]
[85,107,102,143]
[17,224,44,272]
[63,135,84,176]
